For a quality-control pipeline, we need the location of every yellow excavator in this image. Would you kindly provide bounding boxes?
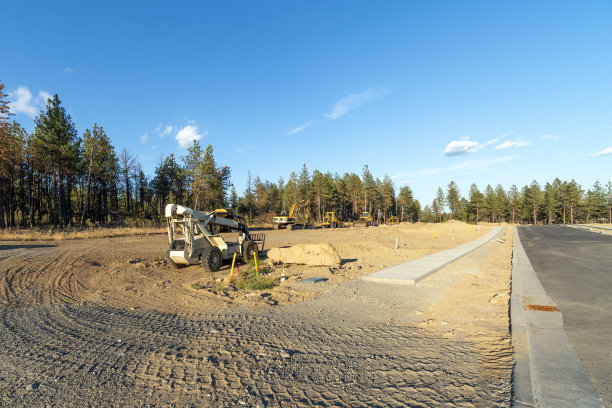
[386,215,400,224]
[272,200,311,230]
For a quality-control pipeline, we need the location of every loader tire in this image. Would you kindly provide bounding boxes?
[242,240,259,263]
[331,222,336,229]
[366,221,371,227]
[201,247,223,272]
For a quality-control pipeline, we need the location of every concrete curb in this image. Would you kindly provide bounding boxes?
[511,227,604,408]
[362,226,503,285]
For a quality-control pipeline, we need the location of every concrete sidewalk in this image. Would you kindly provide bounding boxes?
[511,227,604,408]
[362,226,503,285]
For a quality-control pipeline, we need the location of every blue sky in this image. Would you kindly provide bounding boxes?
[3,1,612,205]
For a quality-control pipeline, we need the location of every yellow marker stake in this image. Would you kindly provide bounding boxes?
[254,252,259,274]
[434,231,437,240]
[229,252,237,282]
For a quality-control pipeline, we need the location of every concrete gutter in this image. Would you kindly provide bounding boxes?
[362,226,503,285]
[511,227,604,408]
[573,224,612,232]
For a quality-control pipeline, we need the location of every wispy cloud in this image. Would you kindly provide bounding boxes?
[140,133,148,144]
[176,125,206,148]
[324,87,385,119]
[8,86,50,117]
[393,156,515,182]
[589,147,612,157]
[442,131,513,156]
[581,126,612,134]
[234,145,258,156]
[161,125,174,137]
[542,134,559,140]
[287,121,312,135]
[64,66,74,74]
[495,140,533,150]
[443,138,480,156]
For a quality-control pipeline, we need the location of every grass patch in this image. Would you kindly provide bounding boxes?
[0,226,166,242]
[152,250,167,263]
[235,260,278,290]
[191,282,205,290]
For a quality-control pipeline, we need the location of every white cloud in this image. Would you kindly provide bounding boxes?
[495,140,533,150]
[484,138,499,146]
[161,125,174,137]
[443,138,480,156]
[393,156,515,181]
[64,66,74,74]
[8,86,40,117]
[176,125,206,148]
[324,87,385,119]
[589,147,612,157]
[288,121,312,135]
[37,91,50,105]
[140,132,148,144]
[542,134,559,140]
[499,131,515,139]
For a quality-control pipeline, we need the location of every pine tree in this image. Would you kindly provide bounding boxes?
[32,94,80,227]
[525,181,543,224]
[469,184,484,223]
[446,181,460,219]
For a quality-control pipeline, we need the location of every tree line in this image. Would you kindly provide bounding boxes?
[1,83,610,229]
[423,179,612,225]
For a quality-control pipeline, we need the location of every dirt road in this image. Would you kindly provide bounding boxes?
[0,222,512,407]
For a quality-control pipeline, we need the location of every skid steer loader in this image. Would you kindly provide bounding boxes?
[165,204,265,271]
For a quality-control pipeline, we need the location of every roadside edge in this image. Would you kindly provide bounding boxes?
[511,227,604,408]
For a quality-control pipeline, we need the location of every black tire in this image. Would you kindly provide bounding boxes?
[242,240,259,263]
[366,221,371,227]
[331,222,336,229]
[201,247,223,272]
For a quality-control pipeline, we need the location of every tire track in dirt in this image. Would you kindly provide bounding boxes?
[0,244,87,307]
[0,304,510,407]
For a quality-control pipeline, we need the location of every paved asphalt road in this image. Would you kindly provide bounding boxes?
[518,225,612,407]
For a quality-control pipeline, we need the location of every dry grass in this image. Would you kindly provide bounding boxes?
[0,227,166,241]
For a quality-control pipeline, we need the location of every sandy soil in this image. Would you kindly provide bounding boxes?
[0,222,512,407]
[1,221,494,314]
[576,223,612,236]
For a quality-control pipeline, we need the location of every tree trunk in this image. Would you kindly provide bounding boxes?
[80,148,94,229]
[563,205,566,224]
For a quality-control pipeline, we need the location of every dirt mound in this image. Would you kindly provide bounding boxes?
[444,219,466,225]
[267,243,341,267]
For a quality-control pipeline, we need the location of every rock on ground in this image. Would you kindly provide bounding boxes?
[267,243,341,267]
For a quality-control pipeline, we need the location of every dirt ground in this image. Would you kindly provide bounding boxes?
[576,223,612,236]
[0,221,513,407]
[1,221,494,314]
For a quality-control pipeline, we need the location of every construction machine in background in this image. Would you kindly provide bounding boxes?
[358,211,374,227]
[321,211,341,228]
[165,204,265,271]
[386,215,400,225]
[272,199,312,230]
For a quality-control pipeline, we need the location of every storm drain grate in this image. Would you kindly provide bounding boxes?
[525,304,560,312]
